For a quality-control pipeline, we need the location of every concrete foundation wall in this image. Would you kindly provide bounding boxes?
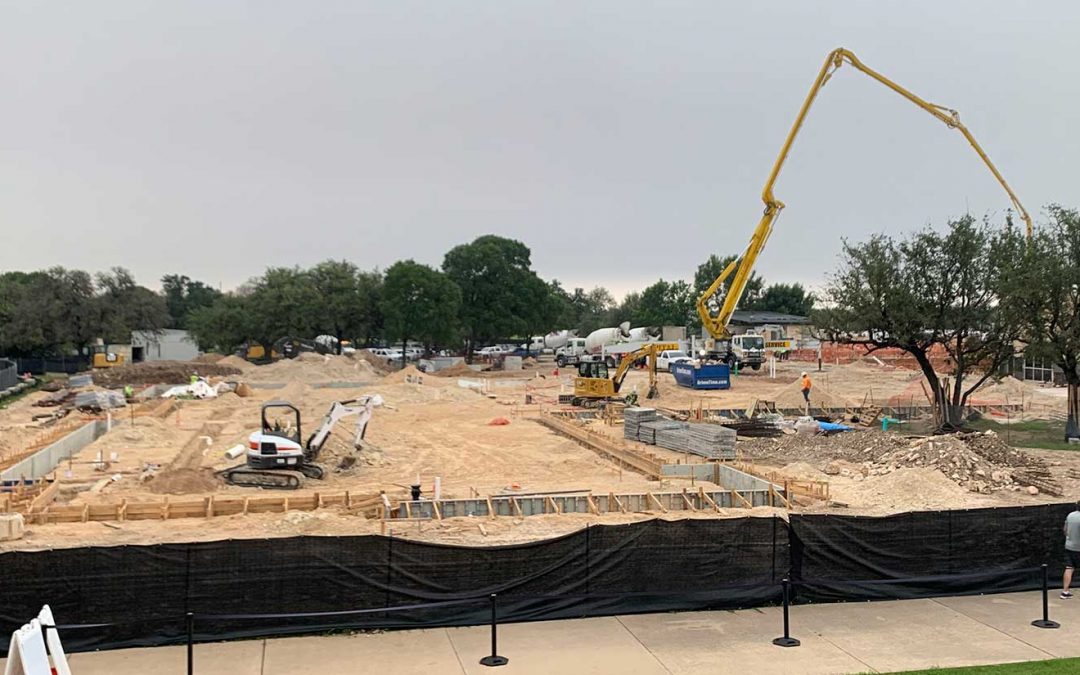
[1,420,111,480]
[716,465,781,492]
[660,463,782,494]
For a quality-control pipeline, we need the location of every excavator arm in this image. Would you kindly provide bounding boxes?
[611,342,680,394]
[695,47,1032,343]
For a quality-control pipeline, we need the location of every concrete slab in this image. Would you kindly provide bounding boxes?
[618,608,870,675]
[447,617,669,675]
[935,591,1080,658]
[263,629,463,675]
[806,598,1052,672]
[66,641,263,675]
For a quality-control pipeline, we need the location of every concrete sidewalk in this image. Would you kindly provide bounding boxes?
[5,591,1079,674]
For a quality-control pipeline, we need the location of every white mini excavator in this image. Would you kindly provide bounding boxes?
[219,396,382,490]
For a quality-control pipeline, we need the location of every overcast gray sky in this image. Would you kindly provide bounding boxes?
[2,1,1076,299]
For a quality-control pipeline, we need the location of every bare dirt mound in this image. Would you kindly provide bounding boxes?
[970,376,1038,403]
[148,468,220,494]
[769,377,852,409]
[780,461,828,481]
[218,355,253,370]
[354,350,396,375]
[835,467,989,513]
[431,362,477,377]
[383,365,425,383]
[242,354,376,383]
[195,353,226,363]
[92,361,242,387]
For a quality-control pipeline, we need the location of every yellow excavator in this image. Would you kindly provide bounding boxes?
[573,342,680,406]
[696,47,1032,363]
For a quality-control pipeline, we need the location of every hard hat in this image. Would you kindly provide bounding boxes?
[801,371,808,376]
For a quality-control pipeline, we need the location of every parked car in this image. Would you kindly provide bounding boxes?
[476,345,509,357]
[657,349,692,372]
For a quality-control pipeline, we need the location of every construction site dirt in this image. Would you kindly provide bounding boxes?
[2,353,1077,552]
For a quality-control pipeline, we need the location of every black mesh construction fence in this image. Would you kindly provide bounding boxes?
[1,504,1074,655]
[788,503,1075,601]
[0,359,17,389]
[8,355,91,375]
[0,517,786,654]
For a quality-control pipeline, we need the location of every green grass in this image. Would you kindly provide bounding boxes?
[966,418,1080,452]
[886,657,1080,673]
[0,377,45,410]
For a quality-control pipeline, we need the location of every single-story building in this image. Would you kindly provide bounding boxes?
[131,329,199,362]
[729,310,814,342]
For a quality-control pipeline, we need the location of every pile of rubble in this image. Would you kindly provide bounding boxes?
[823,431,1061,495]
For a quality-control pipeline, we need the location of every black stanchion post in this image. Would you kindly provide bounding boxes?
[186,612,195,675]
[772,578,801,647]
[479,593,509,667]
[1032,564,1060,629]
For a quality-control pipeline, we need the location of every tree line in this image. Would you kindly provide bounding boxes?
[0,235,813,360]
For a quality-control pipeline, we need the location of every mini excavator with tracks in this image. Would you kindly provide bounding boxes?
[219,396,382,489]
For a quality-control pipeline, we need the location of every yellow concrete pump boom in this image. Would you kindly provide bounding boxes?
[695,47,1032,344]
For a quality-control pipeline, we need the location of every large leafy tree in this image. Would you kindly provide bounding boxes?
[756,282,815,316]
[186,294,254,353]
[693,254,765,310]
[815,216,1019,429]
[380,260,461,364]
[608,291,642,328]
[519,275,563,354]
[309,260,364,352]
[161,274,222,329]
[998,206,1080,439]
[563,286,615,335]
[355,269,384,347]
[443,235,539,359]
[96,267,170,343]
[243,267,321,353]
[635,279,694,327]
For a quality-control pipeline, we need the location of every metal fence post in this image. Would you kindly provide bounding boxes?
[186,612,195,674]
[1032,564,1060,629]
[772,578,800,647]
[479,593,509,667]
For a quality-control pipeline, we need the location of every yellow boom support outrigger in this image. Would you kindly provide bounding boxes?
[696,47,1032,349]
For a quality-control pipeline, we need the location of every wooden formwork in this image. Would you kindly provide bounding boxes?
[733,460,830,502]
[13,490,383,525]
[387,485,785,522]
[535,414,664,479]
[0,478,56,513]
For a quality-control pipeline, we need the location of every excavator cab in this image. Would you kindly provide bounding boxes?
[577,362,609,380]
[261,401,302,444]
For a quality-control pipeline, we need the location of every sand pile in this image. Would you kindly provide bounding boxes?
[217,355,253,370]
[835,467,988,513]
[148,468,220,494]
[779,461,828,481]
[354,350,396,374]
[769,377,852,409]
[432,362,477,377]
[383,365,425,383]
[242,354,376,383]
[92,361,242,387]
[970,376,1038,403]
